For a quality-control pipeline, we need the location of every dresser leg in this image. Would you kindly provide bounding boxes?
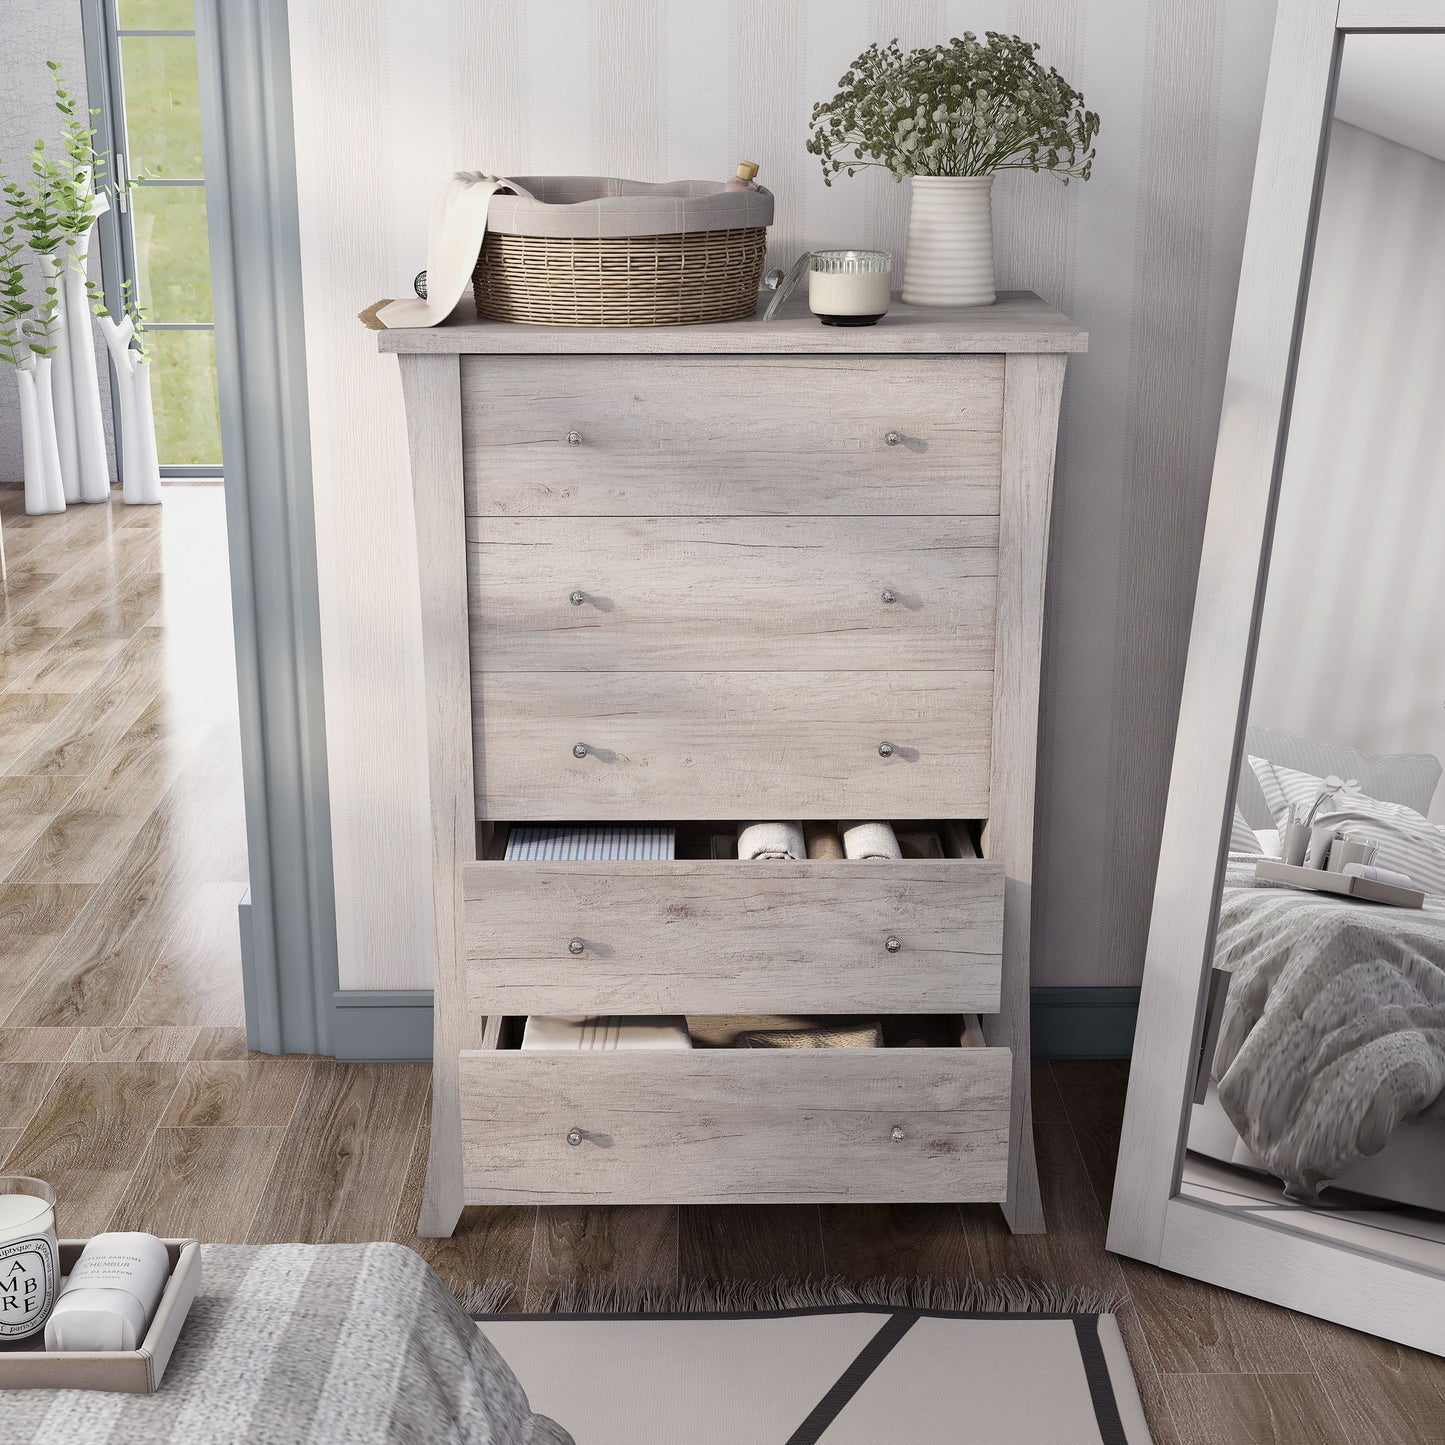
[1000,1095,1046,1234]
[419,1093,465,1238]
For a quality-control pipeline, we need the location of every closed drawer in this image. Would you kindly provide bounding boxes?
[458,1043,1011,1204]
[474,671,992,819]
[469,515,999,672]
[462,355,1004,517]
[462,857,1004,1015]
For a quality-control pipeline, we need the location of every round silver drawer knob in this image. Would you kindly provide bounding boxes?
[568,938,585,955]
[878,741,894,758]
[884,431,901,446]
[566,430,582,446]
[569,590,586,606]
[567,1128,583,1147]
[573,743,588,758]
[881,589,897,605]
[885,935,901,954]
[891,1126,906,1143]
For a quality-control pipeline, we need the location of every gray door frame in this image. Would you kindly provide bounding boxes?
[193,0,338,1055]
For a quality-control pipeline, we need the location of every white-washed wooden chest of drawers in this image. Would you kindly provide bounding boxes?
[379,291,1085,1238]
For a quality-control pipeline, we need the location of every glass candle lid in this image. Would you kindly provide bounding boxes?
[809,249,892,273]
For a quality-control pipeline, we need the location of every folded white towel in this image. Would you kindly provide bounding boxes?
[841,821,902,860]
[377,172,533,329]
[738,821,806,861]
[1342,862,1415,889]
[521,1016,693,1051]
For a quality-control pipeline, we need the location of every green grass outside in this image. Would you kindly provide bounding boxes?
[118,30,220,466]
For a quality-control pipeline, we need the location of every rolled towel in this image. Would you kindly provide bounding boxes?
[803,822,845,860]
[1342,862,1415,889]
[735,1023,882,1049]
[841,821,902,860]
[738,821,805,861]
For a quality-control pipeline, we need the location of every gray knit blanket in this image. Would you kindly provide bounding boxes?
[2,1244,572,1445]
[1214,863,1445,1198]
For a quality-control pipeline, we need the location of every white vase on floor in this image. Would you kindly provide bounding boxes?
[64,219,112,503]
[901,175,997,307]
[39,252,82,503]
[99,313,162,505]
[16,357,66,516]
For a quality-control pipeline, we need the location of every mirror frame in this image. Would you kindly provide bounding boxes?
[1108,0,1445,1356]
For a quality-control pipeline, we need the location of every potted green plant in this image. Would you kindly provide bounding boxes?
[807,33,1099,307]
[0,62,155,515]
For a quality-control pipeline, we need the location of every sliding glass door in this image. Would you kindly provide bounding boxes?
[85,0,222,474]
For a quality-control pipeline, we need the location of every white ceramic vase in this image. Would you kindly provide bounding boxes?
[39,252,82,503]
[16,358,67,516]
[64,222,112,503]
[901,175,997,308]
[98,313,163,506]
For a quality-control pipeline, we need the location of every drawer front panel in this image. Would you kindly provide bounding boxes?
[458,1047,1011,1204]
[463,355,1004,517]
[462,859,1004,1015]
[469,515,999,673]
[474,671,992,820]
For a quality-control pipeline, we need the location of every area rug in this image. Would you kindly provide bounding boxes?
[473,1278,1153,1445]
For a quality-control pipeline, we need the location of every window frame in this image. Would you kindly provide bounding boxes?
[82,0,223,477]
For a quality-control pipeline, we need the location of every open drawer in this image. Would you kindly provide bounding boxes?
[462,822,1004,1016]
[458,1017,1011,1205]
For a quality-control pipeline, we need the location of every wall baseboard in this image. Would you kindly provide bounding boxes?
[1029,987,1140,1059]
[331,990,435,1061]
[328,987,1141,1062]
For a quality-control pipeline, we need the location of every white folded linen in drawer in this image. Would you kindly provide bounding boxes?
[521,1016,693,1050]
[505,825,675,860]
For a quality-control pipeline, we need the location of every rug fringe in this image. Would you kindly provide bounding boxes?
[452,1278,518,1315]
[469,1275,1121,1318]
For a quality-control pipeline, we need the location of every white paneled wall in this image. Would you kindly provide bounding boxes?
[288,0,1278,991]
[1251,123,1445,823]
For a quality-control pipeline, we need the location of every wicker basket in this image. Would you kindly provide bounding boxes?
[471,176,772,327]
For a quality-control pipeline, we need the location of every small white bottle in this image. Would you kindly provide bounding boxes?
[45,1232,170,1352]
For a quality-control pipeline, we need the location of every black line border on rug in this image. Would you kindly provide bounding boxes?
[1073,1314,1129,1445]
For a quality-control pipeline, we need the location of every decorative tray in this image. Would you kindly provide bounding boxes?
[1255,859,1424,909]
[0,1239,200,1393]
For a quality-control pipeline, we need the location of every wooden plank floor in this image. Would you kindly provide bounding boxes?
[2,487,1443,1442]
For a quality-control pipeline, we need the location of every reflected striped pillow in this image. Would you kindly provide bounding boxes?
[1248,756,1445,896]
[1229,807,1263,855]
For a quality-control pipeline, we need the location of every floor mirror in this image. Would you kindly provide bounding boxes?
[1109,0,1445,1355]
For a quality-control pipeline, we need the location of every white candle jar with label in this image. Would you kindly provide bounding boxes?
[0,1177,58,1342]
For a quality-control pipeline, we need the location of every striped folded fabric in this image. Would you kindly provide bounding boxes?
[505,825,675,860]
[521,1016,693,1050]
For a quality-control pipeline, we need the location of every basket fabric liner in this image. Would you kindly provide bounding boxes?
[487,176,773,238]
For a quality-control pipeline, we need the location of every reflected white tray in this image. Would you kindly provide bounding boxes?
[1255,859,1424,909]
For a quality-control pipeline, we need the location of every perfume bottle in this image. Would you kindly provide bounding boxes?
[726,161,760,191]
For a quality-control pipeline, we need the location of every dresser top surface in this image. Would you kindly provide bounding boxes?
[369,290,1086,356]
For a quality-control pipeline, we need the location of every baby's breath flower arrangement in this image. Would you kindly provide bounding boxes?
[807,34,1098,185]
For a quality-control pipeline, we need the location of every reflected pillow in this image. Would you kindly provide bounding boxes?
[1229,807,1262,855]
[1234,725,1441,831]
[1247,756,1445,896]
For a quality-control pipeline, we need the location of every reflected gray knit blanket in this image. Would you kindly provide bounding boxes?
[1214,863,1445,1198]
[3,1244,572,1445]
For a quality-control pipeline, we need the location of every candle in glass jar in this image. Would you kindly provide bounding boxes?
[0,1177,58,1342]
[807,250,892,326]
